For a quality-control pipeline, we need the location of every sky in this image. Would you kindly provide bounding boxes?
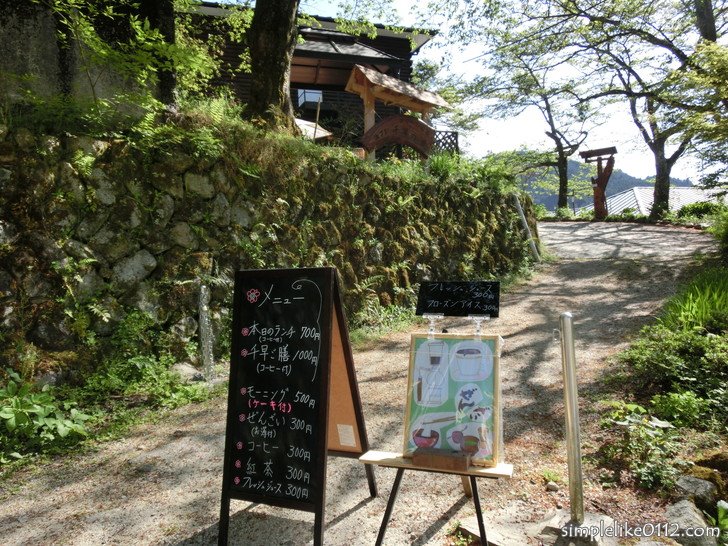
[302,0,700,182]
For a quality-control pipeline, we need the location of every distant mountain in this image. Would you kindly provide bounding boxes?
[524,159,693,211]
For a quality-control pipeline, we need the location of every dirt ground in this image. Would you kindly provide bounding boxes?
[0,222,718,546]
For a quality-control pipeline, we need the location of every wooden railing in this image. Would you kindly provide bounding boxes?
[433,131,459,154]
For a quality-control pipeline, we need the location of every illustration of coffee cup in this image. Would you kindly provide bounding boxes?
[428,341,445,366]
[455,347,482,377]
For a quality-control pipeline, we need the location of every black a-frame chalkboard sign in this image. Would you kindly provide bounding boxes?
[218,267,377,545]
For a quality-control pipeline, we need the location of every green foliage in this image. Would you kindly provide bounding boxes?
[620,325,728,419]
[554,207,574,220]
[350,304,416,346]
[605,208,649,223]
[677,201,726,219]
[0,368,91,463]
[541,469,563,483]
[650,391,711,428]
[709,207,728,259]
[706,500,728,545]
[601,401,687,489]
[73,311,206,410]
[659,266,728,332]
[446,520,477,546]
[533,203,550,220]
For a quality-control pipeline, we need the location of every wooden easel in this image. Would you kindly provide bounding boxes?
[362,281,511,545]
[359,451,513,545]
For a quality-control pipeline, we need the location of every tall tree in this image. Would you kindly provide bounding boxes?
[514,0,726,216]
[472,52,592,209]
[419,2,596,209]
[139,0,176,105]
[246,0,300,131]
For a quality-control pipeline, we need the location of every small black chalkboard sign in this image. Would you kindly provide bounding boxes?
[415,281,500,318]
[218,267,375,546]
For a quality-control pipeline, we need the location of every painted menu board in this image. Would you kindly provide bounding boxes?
[415,281,500,318]
[403,333,501,467]
[221,268,333,510]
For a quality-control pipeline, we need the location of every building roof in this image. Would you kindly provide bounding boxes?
[579,187,722,216]
[295,28,406,66]
[195,3,434,53]
[345,64,449,114]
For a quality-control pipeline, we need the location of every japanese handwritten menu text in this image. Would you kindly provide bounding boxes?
[415,281,500,318]
[226,270,331,506]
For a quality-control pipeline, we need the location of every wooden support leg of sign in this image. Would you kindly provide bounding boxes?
[360,451,513,546]
[373,470,489,546]
[327,275,377,497]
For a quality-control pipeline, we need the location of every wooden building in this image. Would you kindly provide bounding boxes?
[195,3,457,152]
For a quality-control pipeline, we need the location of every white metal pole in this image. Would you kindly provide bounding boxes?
[512,194,541,262]
[559,312,584,524]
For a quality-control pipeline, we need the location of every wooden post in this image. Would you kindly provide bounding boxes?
[363,86,376,161]
[592,156,614,221]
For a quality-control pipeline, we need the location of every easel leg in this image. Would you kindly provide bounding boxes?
[375,468,405,546]
[460,475,473,498]
[365,463,378,497]
[469,476,488,546]
[218,495,230,546]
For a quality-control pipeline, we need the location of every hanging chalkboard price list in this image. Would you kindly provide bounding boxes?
[415,281,500,318]
[224,270,332,507]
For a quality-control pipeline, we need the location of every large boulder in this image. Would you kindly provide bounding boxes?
[184,172,215,199]
[664,500,718,546]
[676,475,719,514]
[111,250,157,290]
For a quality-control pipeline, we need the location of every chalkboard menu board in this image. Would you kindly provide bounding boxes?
[219,267,375,546]
[415,281,500,318]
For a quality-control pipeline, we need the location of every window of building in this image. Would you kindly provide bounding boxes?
[297,89,322,107]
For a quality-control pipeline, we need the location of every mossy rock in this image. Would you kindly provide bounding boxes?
[696,450,728,473]
[689,465,727,499]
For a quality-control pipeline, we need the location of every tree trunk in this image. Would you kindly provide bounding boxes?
[139,0,176,105]
[694,0,717,41]
[155,0,176,105]
[246,0,300,131]
[556,151,569,209]
[651,141,672,220]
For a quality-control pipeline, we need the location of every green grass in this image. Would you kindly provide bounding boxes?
[658,266,728,332]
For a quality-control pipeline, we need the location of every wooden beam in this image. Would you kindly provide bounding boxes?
[363,85,376,161]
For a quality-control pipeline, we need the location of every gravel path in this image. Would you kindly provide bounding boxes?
[0,222,718,546]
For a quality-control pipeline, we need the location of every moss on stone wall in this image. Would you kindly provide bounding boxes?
[0,122,538,380]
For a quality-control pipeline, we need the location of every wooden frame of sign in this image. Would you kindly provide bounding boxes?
[218,267,376,546]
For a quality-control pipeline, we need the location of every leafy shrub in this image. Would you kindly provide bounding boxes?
[0,369,91,462]
[533,203,550,220]
[76,311,207,409]
[650,391,711,428]
[575,208,595,221]
[427,152,463,182]
[620,326,728,421]
[677,201,726,219]
[709,207,728,260]
[601,402,686,489]
[555,207,574,220]
[659,266,728,332]
[605,208,649,222]
[706,500,728,546]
